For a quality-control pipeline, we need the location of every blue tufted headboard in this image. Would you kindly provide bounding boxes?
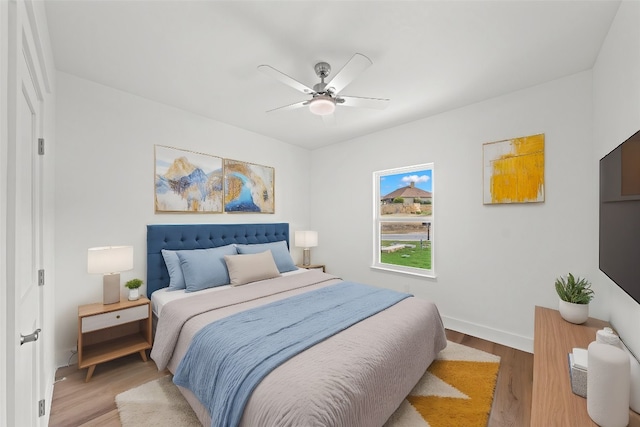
[146,223,290,297]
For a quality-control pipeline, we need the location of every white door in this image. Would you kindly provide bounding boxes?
[7,0,45,425]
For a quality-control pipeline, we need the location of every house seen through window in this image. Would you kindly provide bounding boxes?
[373,164,434,277]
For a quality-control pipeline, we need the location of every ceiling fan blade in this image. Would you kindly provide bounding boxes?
[266,100,309,113]
[338,95,390,109]
[258,65,315,95]
[325,53,373,95]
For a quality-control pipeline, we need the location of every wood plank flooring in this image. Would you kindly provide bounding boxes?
[49,329,533,427]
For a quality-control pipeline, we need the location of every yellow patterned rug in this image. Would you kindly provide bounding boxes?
[385,341,501,427]
[117,341,500,427]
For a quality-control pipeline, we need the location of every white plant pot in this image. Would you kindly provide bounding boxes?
[128,288,140,301]
[558,299,589,324]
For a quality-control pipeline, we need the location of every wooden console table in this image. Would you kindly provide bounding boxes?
[532,306,640,426]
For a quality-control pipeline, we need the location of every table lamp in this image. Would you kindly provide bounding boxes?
[88,246,133,304]
[295,231,318,266]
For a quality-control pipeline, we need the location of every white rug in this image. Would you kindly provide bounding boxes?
[116,341,500,427]
[116,375,201,426]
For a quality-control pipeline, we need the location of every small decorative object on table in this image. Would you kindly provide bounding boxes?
[125,278,143,301]
[555,273,594,324]
[568,347,588,397]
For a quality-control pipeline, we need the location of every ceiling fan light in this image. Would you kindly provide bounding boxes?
[309,96,335,116]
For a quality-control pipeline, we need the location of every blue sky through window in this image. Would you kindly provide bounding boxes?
[379,169,432,195]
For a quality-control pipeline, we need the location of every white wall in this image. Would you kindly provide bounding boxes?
[310,71,598,352]
[52,1,638,365]
[593,0,640,359]
[54,73,312,366]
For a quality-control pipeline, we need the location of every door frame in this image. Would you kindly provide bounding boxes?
[1,0,9,423]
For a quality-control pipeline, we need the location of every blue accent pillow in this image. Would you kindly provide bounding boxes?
[236,241,297,273]
[161,249,186,291]
[177,244,238,292]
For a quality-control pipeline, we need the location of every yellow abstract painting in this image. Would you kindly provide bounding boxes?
[483,133,544,204]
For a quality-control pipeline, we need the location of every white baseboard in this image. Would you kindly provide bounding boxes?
[442,315,533,354]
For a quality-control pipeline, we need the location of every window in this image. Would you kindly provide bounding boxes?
[373,163,434,277]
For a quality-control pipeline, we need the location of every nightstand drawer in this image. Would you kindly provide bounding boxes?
[82,305,148,333]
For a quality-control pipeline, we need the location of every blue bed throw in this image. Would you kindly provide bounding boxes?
[173,281,411,427]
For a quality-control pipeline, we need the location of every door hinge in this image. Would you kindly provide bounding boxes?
[38,269,45,286]
[38,399,45,417]
[38,138,45,155]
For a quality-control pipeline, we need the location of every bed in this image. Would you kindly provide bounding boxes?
[147,223,447,427]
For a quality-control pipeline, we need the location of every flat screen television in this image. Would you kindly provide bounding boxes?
[599,129,640,304]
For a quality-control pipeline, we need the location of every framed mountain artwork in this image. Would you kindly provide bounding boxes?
[154,145,223,213]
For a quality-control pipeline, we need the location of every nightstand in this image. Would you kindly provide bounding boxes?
[77,297,152,382]
[531,306,640,426]
[297,264,326,272]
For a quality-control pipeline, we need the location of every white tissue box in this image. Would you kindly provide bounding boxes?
[568,352,588,397]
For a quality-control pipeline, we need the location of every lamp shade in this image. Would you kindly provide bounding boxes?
[308,96,335,116]
[295,231,318,248]
[87,246,134,274]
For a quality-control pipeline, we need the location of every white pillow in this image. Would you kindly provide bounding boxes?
[224,251,281,286]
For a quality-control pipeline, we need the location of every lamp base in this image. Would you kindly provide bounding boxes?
[302,248,311,266]
[103,273,121,305]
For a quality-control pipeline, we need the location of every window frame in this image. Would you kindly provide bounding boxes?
[372,163,435,278]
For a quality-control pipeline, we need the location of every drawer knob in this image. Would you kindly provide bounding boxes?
[116,315,120,319]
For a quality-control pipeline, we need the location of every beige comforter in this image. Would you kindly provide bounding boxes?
[151,271,447,427]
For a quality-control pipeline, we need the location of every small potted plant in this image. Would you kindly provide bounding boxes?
[124,278,143,301]
[555,273,594,324]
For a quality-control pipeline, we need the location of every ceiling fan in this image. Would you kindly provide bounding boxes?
[258,53,390,120]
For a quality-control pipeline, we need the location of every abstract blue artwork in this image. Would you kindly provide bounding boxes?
[224,159,274,213]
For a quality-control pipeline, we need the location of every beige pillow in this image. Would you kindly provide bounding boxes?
[224,251,280,286]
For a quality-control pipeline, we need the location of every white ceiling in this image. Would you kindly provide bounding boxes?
[44,1,620,150]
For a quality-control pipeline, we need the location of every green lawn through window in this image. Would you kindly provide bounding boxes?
[380,240,431,269]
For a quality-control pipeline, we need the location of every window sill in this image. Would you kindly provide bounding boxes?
[370,264,436,279]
